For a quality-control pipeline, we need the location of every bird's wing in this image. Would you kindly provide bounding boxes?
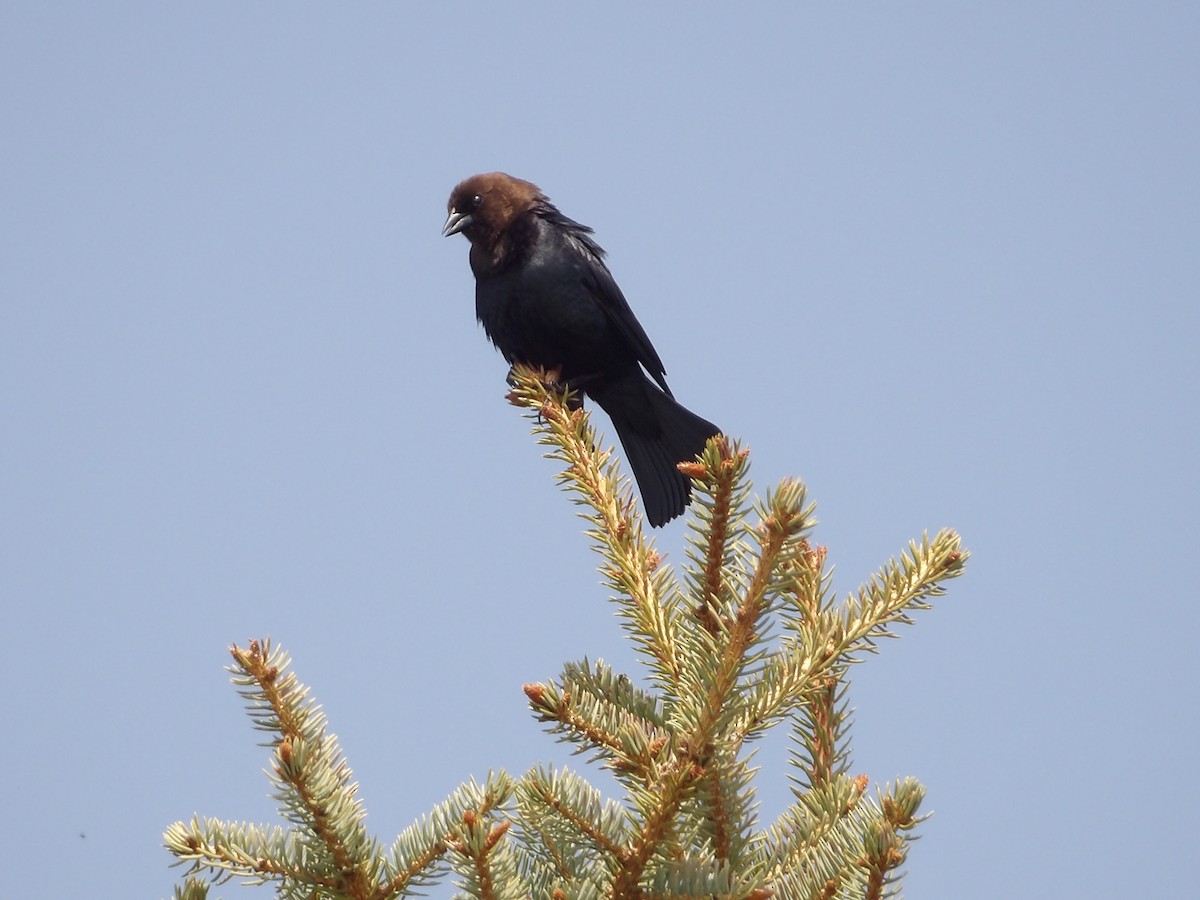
[549,210,674,397]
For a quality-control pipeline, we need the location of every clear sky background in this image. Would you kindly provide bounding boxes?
[2,4,1196,898]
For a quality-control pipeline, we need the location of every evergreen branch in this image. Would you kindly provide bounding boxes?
[167,644,520,900]
[743,528,966,736]
[525,680,631,764]
[859,779,925,900]
[860,824,900,900]
[788,542,832,623]
[679,437,750,635]
[692,748,759,870]
[444,810,522,900]
[880,777,925,832]
[271,735,378,894]
[165,640,379,897]
[762,776,925,899]
[839,529,967,655]
[526,660,673,785]
[739,481,814,631]
[562,659,669,730]
[611,481,816,893]
[515,767,633,897]
[379,832,449,897]
[520,767,630,861]
[383,773,516,899]
[700,762,734,864]
[164,817,304,887]
[227,637,311,739]
[680,479,815,742]
[789,672,853,794]
[168,878,210,900]
[508,365,683,693]
[613,762,699,898]
[230,640,378,895]
[641,855,773,899]
[761,774,875,897]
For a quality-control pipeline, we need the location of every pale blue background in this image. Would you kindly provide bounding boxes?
[2,4,1196,898]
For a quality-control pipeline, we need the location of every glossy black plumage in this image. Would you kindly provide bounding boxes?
[444,172,720,526]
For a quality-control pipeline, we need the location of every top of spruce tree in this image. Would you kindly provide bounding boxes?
[165,366,967,900]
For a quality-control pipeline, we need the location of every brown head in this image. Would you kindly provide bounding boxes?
[442,173,544,252]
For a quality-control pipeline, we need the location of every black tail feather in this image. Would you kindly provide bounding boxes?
[590,374,720,527]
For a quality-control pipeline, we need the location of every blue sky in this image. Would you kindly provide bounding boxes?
[2,4,1196,897]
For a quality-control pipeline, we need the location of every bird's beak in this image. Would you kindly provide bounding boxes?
[442,209,473,237]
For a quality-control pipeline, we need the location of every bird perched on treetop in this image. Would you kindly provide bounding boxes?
[443,172,720,527]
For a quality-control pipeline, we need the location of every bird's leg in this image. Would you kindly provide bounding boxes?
[555,372,601,393]
[545,370,603,411]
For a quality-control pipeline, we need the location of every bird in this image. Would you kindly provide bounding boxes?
[443,172,720,527]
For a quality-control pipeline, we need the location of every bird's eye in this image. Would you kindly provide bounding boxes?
[470,194,483,210]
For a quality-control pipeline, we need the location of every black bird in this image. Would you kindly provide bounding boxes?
[443,172,720,526]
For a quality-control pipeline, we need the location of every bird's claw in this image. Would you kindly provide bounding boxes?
[546,371,600,411]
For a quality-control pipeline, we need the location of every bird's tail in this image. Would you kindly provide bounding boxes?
[589,374,720,527]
